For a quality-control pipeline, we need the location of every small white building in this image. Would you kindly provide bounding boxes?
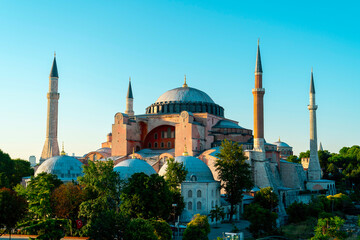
[159,155,221,223]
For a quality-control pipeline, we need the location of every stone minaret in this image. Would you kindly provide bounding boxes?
[252,39,266,157]
[125,77,134,116]
[40,54,60,162]
[307,69,322,180]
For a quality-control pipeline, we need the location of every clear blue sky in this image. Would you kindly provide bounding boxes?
[0,0,359,160]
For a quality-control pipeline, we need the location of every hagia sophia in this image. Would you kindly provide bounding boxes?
[34,41,335,222]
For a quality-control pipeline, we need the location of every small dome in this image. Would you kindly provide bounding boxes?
[113,158,156,179]
[155,87,215,104]
[274,140,291,148]
[212,120,244,129]
[35,155,84,181]
[158,155,214,182]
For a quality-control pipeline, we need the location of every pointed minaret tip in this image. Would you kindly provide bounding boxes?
[255,40,263,73]
[127,77,133,99]
[310,68,315,94]
[183,74,188,88]
[50,54,59,78]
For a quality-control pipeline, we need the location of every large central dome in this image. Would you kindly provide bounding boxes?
[146,81,224,117]
[155,87,215,104]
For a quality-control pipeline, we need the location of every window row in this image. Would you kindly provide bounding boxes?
[188,201,202,210]
[148,142,173,149]
[188,190,202,198]
[154,130,175,139]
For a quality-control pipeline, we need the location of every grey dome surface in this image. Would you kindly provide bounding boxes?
[158,155,214,182]
[274,141,291,148]
[212,120,244,129]
[155,87,215,104]
[113,158,156,179]
[35,155,84,181]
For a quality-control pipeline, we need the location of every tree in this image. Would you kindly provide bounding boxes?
[318,150,332,172]
[163,157,187,217]
[0,188,28,236]
[120,172,172,220]
[124,218,157,240]
[243,203,278,238]
[299,150,310,159]
[150,219,172,240]
[23,173,62,219]
[209,205,225,227]
[253,187,278,211]
[77,161,122,236]
[215,139,253,222]
[164,158,188,190]
[311,216,347,240]
[20,219,68,240]
[51,182,85,235]
[0,150,14,188]
[287,155,300,163]
[183,214,210,240]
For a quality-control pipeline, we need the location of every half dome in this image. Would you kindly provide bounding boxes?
[113,158,156,179]
[35,155,84,181]
[158,155,214,182]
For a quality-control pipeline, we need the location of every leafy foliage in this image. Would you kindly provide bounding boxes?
[215,139,253,221]
[120,172,172,220]
[253,187,278,210]
[124,218,158,240]
[311,216,347,240]
[286,155,300,163]
[209,205,225,226]
[243,203,278,238]
[20,172,62,219]
[20,219,68,240]
[150,219,172,240]
[0,188,28,236]
[183,214,210,240]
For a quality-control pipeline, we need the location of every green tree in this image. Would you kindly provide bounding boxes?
[183,214,210,240]
[0,188,28,236]
[124,218,158,240]
[243,203,278,238]
[20,219,67,240]
[22,173,62,219]
[150,219,172,240]
[209,205,225,227]
[120,172,172,220]
[12,159,34,186]
[0,150,14,188]
[299,150,310,159]
[215,139,253,222]
[163,157,187,217]
[287,155,300,163]
[77,161,122,236]
[311,216,347,240]
[318,150,332,172]
[253,187,278,211]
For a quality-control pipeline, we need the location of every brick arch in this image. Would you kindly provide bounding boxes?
[144,125,175,150]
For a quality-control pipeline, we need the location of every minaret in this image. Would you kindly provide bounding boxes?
[40,54,60,162]
[307,69,322,180]
[125,77,134,116]
[252,39,266,156]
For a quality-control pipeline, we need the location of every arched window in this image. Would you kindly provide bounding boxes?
[188,202,192,210]
[190,175,197,182]
[188,190,192,198]
[161,142,164,148]
[167,142,171,148]
[154,142,158,148]
[148,142,151,148]
[197,190,201,198]
[154,133,158,139]
[197,201,201,210]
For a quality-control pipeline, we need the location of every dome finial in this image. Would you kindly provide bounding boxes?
[132,147,136,159]
[183,74,188,88]
[183,144,189,156]
[61,142,66,156]
[278,136,280,142]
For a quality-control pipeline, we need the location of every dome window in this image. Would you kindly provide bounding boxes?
[190,175,197,182]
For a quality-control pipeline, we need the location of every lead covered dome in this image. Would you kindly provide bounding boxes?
[159,155,215,182]
[113,158,156,179]
[146,80,224,117]
[35,155,84,182]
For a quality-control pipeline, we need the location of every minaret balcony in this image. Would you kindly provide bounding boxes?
[307,104,318,110]
[252,88,265,93]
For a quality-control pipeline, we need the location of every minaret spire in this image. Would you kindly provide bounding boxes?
[307,69,321,180]
[252,39,266,155]
[40,54,60,163]
[125,77,134,116]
